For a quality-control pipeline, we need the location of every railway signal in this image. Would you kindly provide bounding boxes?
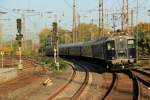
[16,18,24,70]
[17,18,22,34]
[52,22,59,70]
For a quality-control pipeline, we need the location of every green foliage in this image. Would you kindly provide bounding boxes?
[39,28,52,46]
[22,40,33,55]
[134,22,150,33]
[45,57,54,64]
[37,56,68,72]
[49,58,68,72]
[76,23,100,41]
[134,23,150,53]
[36,56,49,64]
[58,28,72,44]
[82,32,91,41]
[39,23,111,46]
[2,39,38,56]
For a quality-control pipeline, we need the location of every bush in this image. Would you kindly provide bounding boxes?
[36,56,68,72]
[48,58,68,72]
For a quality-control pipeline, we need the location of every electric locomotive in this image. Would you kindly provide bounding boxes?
[45,35,136,68]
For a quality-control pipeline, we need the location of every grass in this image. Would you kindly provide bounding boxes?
[37,56,68,72]
[49,58,68,72]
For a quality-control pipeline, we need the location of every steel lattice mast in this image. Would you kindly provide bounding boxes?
[72,0,77,43]
[122,0,129,33]
[99,0,104,37]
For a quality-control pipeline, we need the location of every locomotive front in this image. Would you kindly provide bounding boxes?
[106,36,136,65]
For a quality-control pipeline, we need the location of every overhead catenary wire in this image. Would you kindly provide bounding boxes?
[64,0,72,8]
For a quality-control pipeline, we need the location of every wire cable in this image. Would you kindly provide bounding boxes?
[63,0,72,8]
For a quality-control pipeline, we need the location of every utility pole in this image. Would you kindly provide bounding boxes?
[22,13,27,51]
[78,14,81,41]
[98,0,101,37]
[72,0,77,43]
[106,11,109,28]
[112,14,116,33]
[131,10,134,34]
[101,0,104,36]
[0,11,7,68]
[122,0,129,34]
[99,0,104,37]
[0,14,2,50]
[136,0,139,61]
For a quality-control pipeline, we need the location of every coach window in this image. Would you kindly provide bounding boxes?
[128,39,135,48]
[107,41,115,50]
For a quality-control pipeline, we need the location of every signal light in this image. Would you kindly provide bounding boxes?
[16,18,22,33]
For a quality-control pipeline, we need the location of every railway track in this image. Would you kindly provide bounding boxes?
[101,69,140,100]
[143,68,150,71]
[48,62,76,99]
[132,68,150,99]
[1,55,149,99]
[125,69,141,100]
[48,60,90,100]
[133,69,150,87]
[0,56,47,99]
[71,61,89,99]
[74,61,141,99]
[102,72,117,100]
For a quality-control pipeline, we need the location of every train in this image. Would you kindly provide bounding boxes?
[44,35,136,69]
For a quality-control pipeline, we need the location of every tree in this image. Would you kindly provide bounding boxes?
[58,28,72,44]
[76,23,111,42]
[134,22,150,53]
[77,23,97,41]
[39,28,52,47]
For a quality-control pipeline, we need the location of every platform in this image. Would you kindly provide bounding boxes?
[0,68,18,84]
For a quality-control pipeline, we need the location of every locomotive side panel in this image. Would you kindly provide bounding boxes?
[69,46,81,56]
[81,45,93,57]
[60,47,68,56]
[92,42,105,60]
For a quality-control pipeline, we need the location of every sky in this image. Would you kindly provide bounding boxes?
[0,0,150,41]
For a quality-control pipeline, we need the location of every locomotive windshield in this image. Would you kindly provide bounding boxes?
[128,39,135,48]
[107,40,115,50]
[117,38,126,52]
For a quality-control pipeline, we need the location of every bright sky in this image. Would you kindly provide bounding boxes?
[0,0,150,41]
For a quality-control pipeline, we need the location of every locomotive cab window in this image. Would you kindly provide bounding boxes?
[128,39,135,48]
[107,41,115,50]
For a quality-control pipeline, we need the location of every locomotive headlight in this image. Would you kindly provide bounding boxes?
[112,57,115,59]
[112,60,116,64]
[130,56,132,58]
[130,59,134,63]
